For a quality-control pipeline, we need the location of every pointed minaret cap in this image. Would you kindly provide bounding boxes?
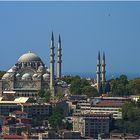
[103,51,105,61]
[98,50,100,60]
[58,34,61,43]
[51,32,54,41]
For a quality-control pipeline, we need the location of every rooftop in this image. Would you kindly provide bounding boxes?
[95,96,131,100]
[12,110,27,115]
[74,113,112,118]
[94,101,124,107]
[0,134,24,139]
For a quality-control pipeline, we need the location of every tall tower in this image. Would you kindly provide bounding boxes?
[50,32,55,97]
[96,51,101,92]
[102,51,106,85]
[57,34,62,79]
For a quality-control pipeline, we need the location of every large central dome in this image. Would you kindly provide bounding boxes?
[18,51,42,63]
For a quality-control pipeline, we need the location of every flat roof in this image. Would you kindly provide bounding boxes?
[0,97,29,104]
[3,91,16,94]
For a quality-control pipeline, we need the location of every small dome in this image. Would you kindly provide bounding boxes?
[43,73,50,81]
[22,73,32,80]
[37,65,44,72]
[18,51,42,63]
[2,73,11,80]
[16,73,20,77]
[33,73,38,77]
[33,74,38,78]
[12,65,17,72]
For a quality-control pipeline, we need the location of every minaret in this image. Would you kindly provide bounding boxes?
[50,32,55,97]
[102,51,106,85]
[57,34,62,79]
[96,51,101,92]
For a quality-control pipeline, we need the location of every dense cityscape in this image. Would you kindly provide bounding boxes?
[1,2,140,140]
[0,32,140,139]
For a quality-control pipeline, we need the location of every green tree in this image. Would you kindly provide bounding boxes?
[0,71,6,79]
[70,77,82,95]
[38,89,45,98]
[114,102,140,135]
[121,102,134,120]
[49,106,64,130]
[62,75,81,84]
[128,78,140,95]
[38,89,51,102]
[27,98,36,103]
[44,91,51,102]
[82,86,98,97]
[111,75,129,97]
[57,92,64,99]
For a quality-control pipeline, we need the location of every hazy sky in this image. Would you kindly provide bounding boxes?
[0,1,140,75]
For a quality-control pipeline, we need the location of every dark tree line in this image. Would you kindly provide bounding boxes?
[110,75,140,96]
[62,75,98,97]
[0,71,6,79]
[113,101,140,135]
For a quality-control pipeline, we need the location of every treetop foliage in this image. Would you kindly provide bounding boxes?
[114,101,140,135]
[110,74,140,96]
[0,71,6,79]
[62,75,98,97]
[49,106,64,130]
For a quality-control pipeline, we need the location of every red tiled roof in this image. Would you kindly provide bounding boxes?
[74,113,111,117]
[12,110,27,115]
[21,103,32,106]
[95,101,124,107]
[95,96,130,100]
[16,118,30,121]
[1,134,24,139]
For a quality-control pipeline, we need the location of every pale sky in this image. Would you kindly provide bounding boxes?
[0,1,140,77]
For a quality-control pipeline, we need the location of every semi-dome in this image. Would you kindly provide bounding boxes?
[32,74,38,80]
[18,51,42,63]
[7,69,13,73]
[22,73,32,80]
[2,73,11,80]
[43,73,50,81]
[16,73,20,77]
[33,73,38,78]
[12,65,18,72]
[37,65,44,73]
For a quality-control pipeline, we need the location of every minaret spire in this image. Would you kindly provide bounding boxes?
[51,32,54,41]
[57,34,62,79]
[50,32,55,97]
[102,51,106,85]
[96,50,101,92]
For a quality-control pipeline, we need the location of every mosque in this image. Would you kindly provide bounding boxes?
[0,33,64,98]
[0,32,108,99]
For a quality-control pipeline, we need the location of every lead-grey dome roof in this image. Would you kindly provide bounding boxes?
[22,73,32,80]
[18,51,42,63]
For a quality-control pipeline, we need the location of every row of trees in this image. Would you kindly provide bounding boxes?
[113,101,140,135]
[38,89,51,102]
[62,74,140,97]
[110,75,140,96]
[38,88,64,102]
[62,75,98,97]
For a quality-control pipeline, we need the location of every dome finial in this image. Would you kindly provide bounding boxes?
[28,51,32,53]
